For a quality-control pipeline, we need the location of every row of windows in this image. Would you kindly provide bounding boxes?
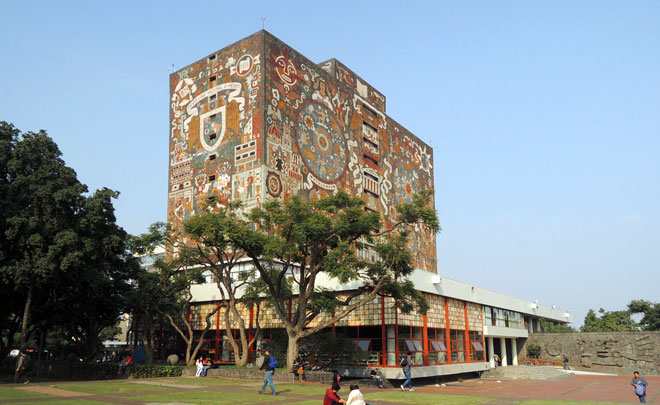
[483,306,524,329]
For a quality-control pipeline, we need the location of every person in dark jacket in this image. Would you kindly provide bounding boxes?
[631,371,649,403]
[370,368,383,388]
[258,349,278,396]
[400,352,413,392]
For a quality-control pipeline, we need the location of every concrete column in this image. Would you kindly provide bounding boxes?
[487,337,495,368]
[500,337,508,367]
[536,319,541,333]
[527,317,534,333]
[511,338,518,366]
[386,326,396,366]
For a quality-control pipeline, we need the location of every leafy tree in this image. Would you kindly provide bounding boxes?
[581,308,638,332]
[539,319,576,333]
[1,122,136,375]
[234,190,439,369]
[628,300,660,331]
[130,223,221,366]
[52,188,137,361]
[180,201,264,367]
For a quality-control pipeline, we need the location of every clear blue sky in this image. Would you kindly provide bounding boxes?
[2,1,658,327]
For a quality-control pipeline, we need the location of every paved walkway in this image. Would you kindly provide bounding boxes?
[418,374,660,403]
[2,374,659,404]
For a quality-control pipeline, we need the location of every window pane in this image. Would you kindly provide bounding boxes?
[471,341,484,351]
[357,340,370,351]
[405,339,416,352]
[413,341,423,351]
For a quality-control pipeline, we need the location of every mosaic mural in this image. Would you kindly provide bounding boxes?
[168,31,436,272]
[168,33,264,232]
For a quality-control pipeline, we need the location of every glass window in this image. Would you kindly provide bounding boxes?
[431,341,447,351]
[471,341,484,351]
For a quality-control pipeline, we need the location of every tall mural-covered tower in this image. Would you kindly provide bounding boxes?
[168,31,437,273]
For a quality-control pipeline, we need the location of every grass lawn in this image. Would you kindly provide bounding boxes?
[49,380,176,394]
[0,386,50,400]
[521,401,620,404]
[365,391,493,404]
[133,390,283,404]
[275,383,331,396]
[16,401,109,405]
[153,376,244,386]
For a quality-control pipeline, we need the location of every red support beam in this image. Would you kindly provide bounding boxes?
[444,298,451,363]
[464,301,471,363]
[380,295,386,366]
[422,314,429,366]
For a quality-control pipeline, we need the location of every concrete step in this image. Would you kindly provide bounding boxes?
[481,365,569,381]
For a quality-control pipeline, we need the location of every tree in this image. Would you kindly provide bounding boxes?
[1,122,137,380]
[51,188,137,360]
[180,201,263,367]
[539,319,576,333]
[235,190,439,370]
[1,123,87,381]
[628,300,660,331]
[581,308,638,332]
[130,223,221,366]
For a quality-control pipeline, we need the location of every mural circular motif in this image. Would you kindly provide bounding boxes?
[393,158,421,205]
[266,172,282,198]
[295,102,347,184]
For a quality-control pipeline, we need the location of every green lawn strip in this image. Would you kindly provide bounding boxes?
[16,401,109,405]
[152,376,242,386]
[521,400,620,405]
[133,390,284,404]
[288,402,319,405]
[270,383,330,396]
[365,391,493,404]
[0,386,51,400]
[50,380,176,394]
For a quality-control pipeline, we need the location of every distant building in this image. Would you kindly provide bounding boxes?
[165,30,571,378]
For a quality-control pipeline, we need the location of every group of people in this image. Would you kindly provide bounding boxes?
[194,356,213,377]
[323,371,365,405]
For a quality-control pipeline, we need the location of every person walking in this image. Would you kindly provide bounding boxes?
[631,371,649,403]
[258,349,278,396]
[15,350,31,384]
[400,351,413,392]
[493,354,500,368]
[562,354,570,371]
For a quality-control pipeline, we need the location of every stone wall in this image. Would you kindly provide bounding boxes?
[522,332,660,375]
[182,366,333,383]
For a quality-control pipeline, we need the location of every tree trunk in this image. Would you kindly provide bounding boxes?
[286,334,299,372]
[15,287,33,383]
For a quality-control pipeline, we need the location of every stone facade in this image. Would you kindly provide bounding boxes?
[168,30,436,272]
[523,332,660,375]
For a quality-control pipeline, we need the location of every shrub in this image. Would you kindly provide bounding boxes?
[130,364,184,378]
[527,344,542,359]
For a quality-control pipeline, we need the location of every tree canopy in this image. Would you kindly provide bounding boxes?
[581,308,638,332]
[228,189,439,369]
[0,122,136,363]
[628,300,660,331]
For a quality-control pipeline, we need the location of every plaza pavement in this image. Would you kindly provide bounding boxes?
[1,373,658,404]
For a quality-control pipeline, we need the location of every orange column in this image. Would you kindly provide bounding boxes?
[380,296,386,366]
[444,298,451,363]
[422,314,429,366]
[464,301,471,363]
